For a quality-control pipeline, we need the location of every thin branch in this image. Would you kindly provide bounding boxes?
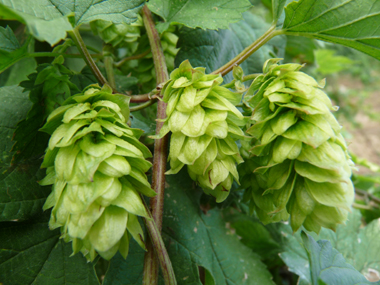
[142,4,173,285]
[27,52,103,58]
[115,49,151,68]
[130,99,157,112]
[355,188,380,205]
[68,28,108,87]
[211,25,281,76]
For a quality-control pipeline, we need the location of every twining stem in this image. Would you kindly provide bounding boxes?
[68,28,108,87]
[141,4,173,285]
[211,25,281,76]
[115,49,151,68]
[28,52,103,58]
[140,195,176,285]
[130,99,157,112]
[129,93,152,103]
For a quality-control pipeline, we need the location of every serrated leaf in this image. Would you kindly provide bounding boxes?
[0,86,51,221]
[0,0,145,45]
[104,170,275,284]
[301,232,379,285]
[0,212,99,284]
[282,0,380,61]
[175,12,286,82]
[147,0,252,32]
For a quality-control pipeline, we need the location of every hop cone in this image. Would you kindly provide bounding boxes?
[39,85,155,261]
[156,60,246,202]
[90,16,143,53]
[240,59,354,233]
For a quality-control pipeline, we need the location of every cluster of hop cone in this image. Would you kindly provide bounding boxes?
[39,58,354,261]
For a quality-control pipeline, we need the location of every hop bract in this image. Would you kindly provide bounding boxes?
[156,60,246,202]
[39,85,155,261]
[90,16,143,53]
[241,59,354,233]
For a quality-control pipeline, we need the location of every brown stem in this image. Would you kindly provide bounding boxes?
[141,4,173,285]
[130,93,151,103]
[211,25,281,76]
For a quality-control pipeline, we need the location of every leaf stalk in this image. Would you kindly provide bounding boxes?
[68,28,109,87]
[211,25,281,76]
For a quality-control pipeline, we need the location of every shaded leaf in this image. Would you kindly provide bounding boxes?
[0,212,99,284]
[0,26,20,52]
[0,0,145,45]
[0,28,30,73]
[147,0,252,32]
[0,85,50,221]
[175,12,286,82]
[282,0,380,61]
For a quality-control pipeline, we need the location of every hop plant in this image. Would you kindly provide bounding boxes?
[156,60,246,202]
[39,85,155,261]
[240,59,355,233]
[90,16,143,53]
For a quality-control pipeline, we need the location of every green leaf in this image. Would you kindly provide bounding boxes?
[0,28,30,74]
[278,210,380,284]
[315,49,354,75]
[272,0,287,23]
[282,0,380,61]
[285,35,316,63]
[0,26,20,52]
[175,12,286,82]
[0,85,50,221]
[0,0,145,45]
[2,57,37,86]
[301,232,379,285]
[147,0,252,32]
[0,212,99,284]
[104,170,275,284]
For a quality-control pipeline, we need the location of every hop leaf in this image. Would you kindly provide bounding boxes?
[156,60,246,202]
[39,85,155,261]
[240,59,355,233]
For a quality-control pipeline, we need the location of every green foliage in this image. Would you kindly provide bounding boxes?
[0,85,50,221]
[315,49,354,75]
[0,0,145,45]
[147,0,252,32]
[282,0,380,61]
[0,212,99,284]
[175,12,286,81]
[302,232,379,285]
[0,26,30,73]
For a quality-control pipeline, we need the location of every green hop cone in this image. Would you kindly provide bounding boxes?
[240,59,355,233]
[90,16,143,53]
[156,60,246,202]
[39,84,155,261]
